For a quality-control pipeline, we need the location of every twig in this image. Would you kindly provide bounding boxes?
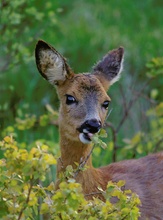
[116,78,152,133]
[105,122,118,162]
[17,177,34,220]
[104,78,152,161]
[119,85,128,116]
[50,120,59,127]
[132,91,157,105]
[84,191,103,197]
[73,145,96,178]
[154,138,163,152]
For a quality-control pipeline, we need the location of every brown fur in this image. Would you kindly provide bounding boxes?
[35,40,163,219]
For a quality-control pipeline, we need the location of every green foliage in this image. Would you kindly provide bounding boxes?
[146,57,163,78]
[92,129,108,149]
[40,180,140,220]
[0,136,56,219]
[0,0,59,138]
[15,115,37,130]
[1,104,59,145]
[1,1,163,218]
[1,0,57,66]
[0,136,140,220]
[122,102,163,157]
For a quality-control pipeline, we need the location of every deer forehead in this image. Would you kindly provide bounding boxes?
[59,74,110,101]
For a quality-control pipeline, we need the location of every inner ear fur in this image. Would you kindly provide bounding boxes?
[35,40,74,85]
[93,47,124,90]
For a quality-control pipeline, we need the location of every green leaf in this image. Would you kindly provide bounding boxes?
[99,129,108,138]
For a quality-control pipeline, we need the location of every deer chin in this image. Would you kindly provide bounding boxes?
[79,132,94,144]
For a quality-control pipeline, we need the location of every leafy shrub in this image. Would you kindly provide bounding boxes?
[0,136,140,220]
[123,102,163,156]
[146,57,163,78]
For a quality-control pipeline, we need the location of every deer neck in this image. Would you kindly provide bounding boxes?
[57,123,106,199]
[59,132,93,170]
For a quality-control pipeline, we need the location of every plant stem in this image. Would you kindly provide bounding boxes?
[17,177,34,220]
[73,144,95,178]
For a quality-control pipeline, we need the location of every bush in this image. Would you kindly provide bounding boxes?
[0,136,140,220]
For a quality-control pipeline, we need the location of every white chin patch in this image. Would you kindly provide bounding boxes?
[79,133,92,144]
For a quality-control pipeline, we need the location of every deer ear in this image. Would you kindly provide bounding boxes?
[35,40,74,85]
[93,47,124,90]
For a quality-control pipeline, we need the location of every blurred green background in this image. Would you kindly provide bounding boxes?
[1,0,163,170]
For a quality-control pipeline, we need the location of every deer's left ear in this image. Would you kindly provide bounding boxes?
[93,47,124,90]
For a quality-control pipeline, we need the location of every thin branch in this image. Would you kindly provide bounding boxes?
[84,191,103,197]
[132,91,157,104]
[50,120,59,127]
[119,85,128,115]
[105,122,118,162]
[121,201,139,220]
[73,145,96,178]
[104,78,152,162]
[154,138,163,152]
[0,59,11,72]
[116,78,152,133]
[17,177,34,220]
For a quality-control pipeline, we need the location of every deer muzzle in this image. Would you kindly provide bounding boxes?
[77,119,102,144]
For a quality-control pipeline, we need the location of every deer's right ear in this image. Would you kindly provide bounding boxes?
[35,40,74,85]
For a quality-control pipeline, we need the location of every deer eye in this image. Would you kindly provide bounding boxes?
[102,101,110,109]
[66,95,77,105]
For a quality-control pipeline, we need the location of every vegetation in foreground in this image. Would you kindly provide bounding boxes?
[0,0,163,219]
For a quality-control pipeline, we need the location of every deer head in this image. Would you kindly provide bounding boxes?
[35,40,124,144]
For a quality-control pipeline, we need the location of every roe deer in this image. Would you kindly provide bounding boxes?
[35,40,163,219]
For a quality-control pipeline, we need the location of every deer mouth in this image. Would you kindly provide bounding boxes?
[77,120,101,144]
[79,129,94,144]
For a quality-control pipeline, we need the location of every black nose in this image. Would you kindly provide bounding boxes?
[84,119,101,133]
